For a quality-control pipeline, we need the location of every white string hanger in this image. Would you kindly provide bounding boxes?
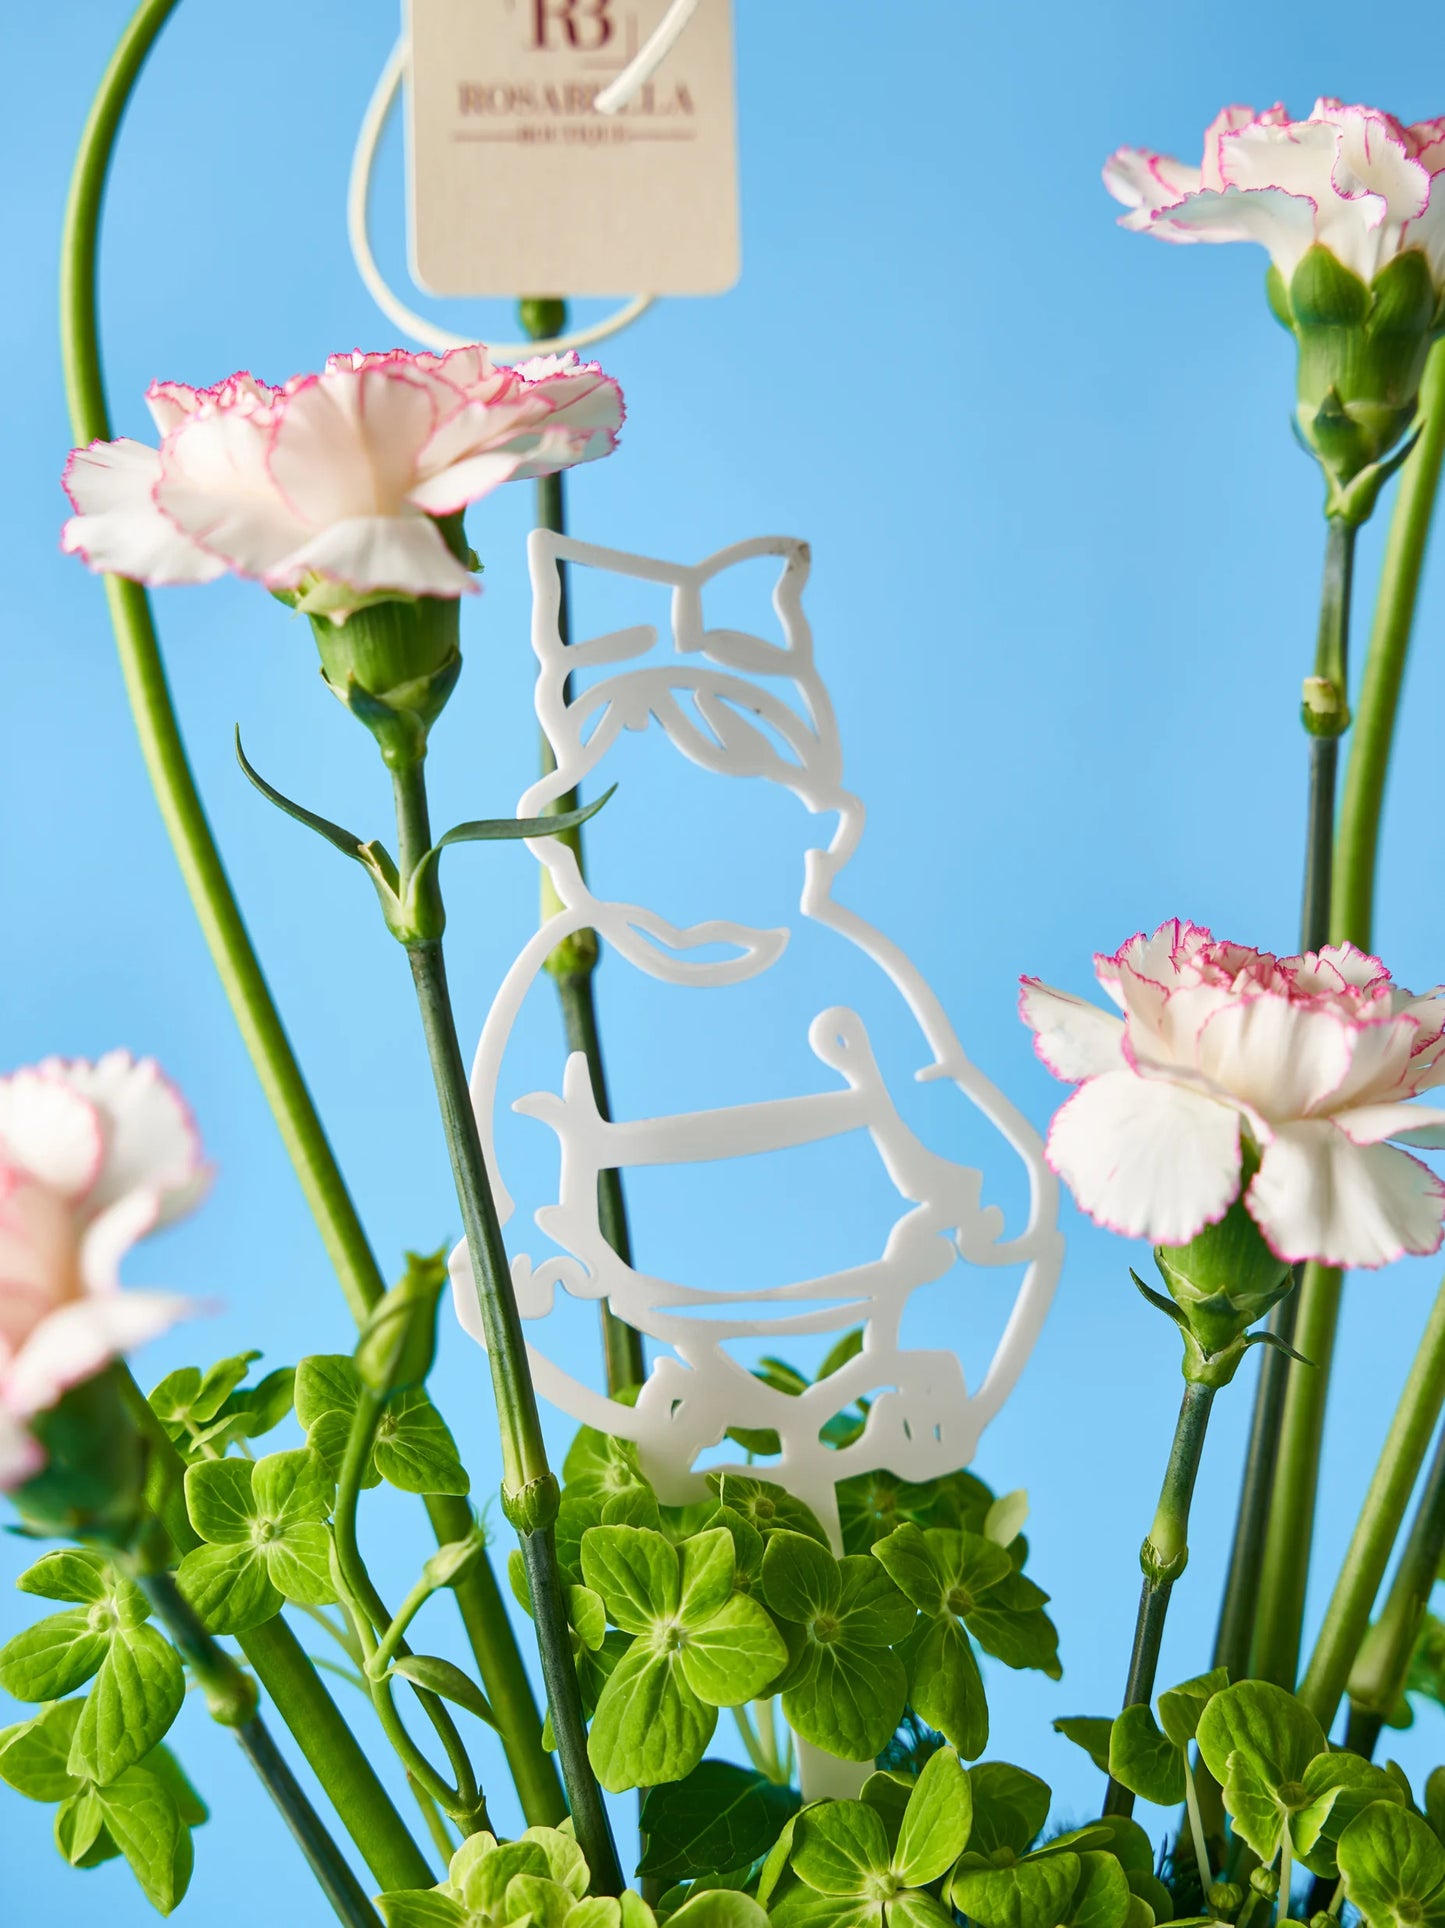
[595,0,704,114]
[347,33,661,360]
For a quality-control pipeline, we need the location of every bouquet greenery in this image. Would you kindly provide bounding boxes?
[7,14,1445,1928]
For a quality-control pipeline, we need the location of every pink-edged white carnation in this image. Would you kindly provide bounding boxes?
[61,344,624,619]
[0,1053,208,1488]
[1104,99,1445,286]
[1020,920,1445,1270]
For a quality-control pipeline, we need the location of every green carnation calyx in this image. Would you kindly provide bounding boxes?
[1270,244,1444,521]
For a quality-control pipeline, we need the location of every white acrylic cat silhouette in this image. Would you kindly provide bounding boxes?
[451,532,1063,1548]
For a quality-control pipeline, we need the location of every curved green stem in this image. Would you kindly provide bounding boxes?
[393,760,623,1896]
[1297,1276,1445,1727]
[138,1570,382,1928]
[1104,1379,1217,1818]
[61,0,561,1827]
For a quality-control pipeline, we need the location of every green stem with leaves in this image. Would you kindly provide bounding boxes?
[136,1569,383,1928]
[1104,1379,1217,1818]
[62,0,562,1829]
[392,759,624,1895]
[520,298,646,1400]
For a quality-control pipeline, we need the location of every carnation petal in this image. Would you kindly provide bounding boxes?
[270,366,443,527]
[1332,1101,1445,1149]
[1146,184,1320,278]
[1018,978,1126,1082]
[0,1407,44,1491]
[1045,1068,1241,1244]
[1195,993,1355,1120]
[156,409,306,578]
[267,513,477,601]
[61,441,227,586]
[0,1074,103,1198]
[40,1053,206,1224]
[2,1292,198,1417]
[1103,146,1203,215]
[1247,1119,1445,1268]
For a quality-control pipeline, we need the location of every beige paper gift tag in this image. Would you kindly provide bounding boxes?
[406,0,739,298]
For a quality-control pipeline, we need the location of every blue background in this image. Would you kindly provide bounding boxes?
[6,0,1445,1915]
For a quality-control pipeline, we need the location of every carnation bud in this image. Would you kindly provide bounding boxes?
[1269,244,1442,521]
[9,1368,149,1548]
[355,1249,449,1395]
[1208,1882,1245,1921]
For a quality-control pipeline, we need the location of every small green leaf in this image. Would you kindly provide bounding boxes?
[434,785,616,849]
[1108,1704,1185,1807]
[251,1446,334,1524]
[1338,1800,1445,1928]
[785,1639,907,1763]
[265,1523,338,1608]
[390,1655,497,1727]
[581,1526,680,1634]
[1195,1680,1327,1864]
[236,730,369,863]
[176,1543,281,1635]
[68,1623,186,1785]
[421,1532,485,1593]
[1053,1718,1114,1776]
[952,1853,1080,1928]
[819,1329,866,1380]
[983,1492,1029,1548]
[667,1893,771,1928]
[906,1615,988,1759]
[761,1531,841,1624]
[184,1457,259,1544]
[793,1799,893,1890]
[0,1700,84,1801]
[374,1388,471,1496]
[0,1607,112,1701]
[16,1548,114,1604]
[520,1824,589,1897]
[56,1786,110,1865]
[894,1744,972,1885]
[295,1353,363,1431]
[1297,1752,1405,1878]
[191,1351,263,1422]
[679,1594,788,1708]
[1427,1765,1445,1843]
[1065,1852,1132,1928]
[679,1530,736,1625]
[569,1584,607,1651]
[709,1473,830,1548]
[96,1764,194,1915]
[377,1895,466,1928]
[505,1873,575,1928]
[586,1641,715,1792]
[1157,1667,1230,1750]
[966,1762,1051,1857]
[638,1759,799,1880]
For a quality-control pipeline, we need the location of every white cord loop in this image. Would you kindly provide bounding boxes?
[348,36,654,361]
[595,0,704,114]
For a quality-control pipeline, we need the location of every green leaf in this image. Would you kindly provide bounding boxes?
[374,1388,471,1496]
[56,1786,110,1865]
[1338,1800,1445,1928]
[1195,1680,1327,1864]
[16,1548,115,1604]
[709,1474,830,1547]
[251,1446,334,1524]
[638,1760,799,1880]
[906,1616,988,1760]
[1108,1705,1184,1807]
[176,1543,281,1635]
[667,1893,771,1928]
[1053,1718,1114,1777]
[377,1895,467,1928]
[218,1365,296,1441]
[785,1639,908,1762]
[952,1853,1080,1928]
[838,1558,915,1648]
[236,730,370,863]
[1297,1753,1406,1878]
[96,1764,194,1915]
[679,1594,788,1708]
[569,1584,608,1651]
[184,1456,259,1543]
[192,1351,263,1422]
[966,1762,1051,1857]
[703,1506,766,1589]
[1065,1852,1132,1928]
[390,1654,498,1727]
[506,1873,575,1928]
[1428,1765,1445,1844]
[872,1525,948,1616]
[983,1492,1029,1548]
[762,1531,841,1623]
[265,1522,338,1607]
[895,1745,972,1885]
[434,785,617,849]
[679,1530,736,1625]
[68,1623,186,1785]
[793,1799,893,1890]
[520,1824,589,1897]
[861,1769,914,1843]
[0,1607,112,1700]
[147,1742,209,1829]
[1157,1668,1230,1750]
[965,1573,1061,1679]
[296,1353,364,1431]
[886,1896,953,1928]
[587,1640,715,1792]
[0,1700,84,1801]
[582,1526,680,1634]
[819,1329,866,1380]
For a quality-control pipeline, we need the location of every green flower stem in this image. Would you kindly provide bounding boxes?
[1296,1275,1445,1728]
[391,758,624,1896]
[62,0,562,1828]
[1251,357,1445,1695]
[522,296,646,1400]
[136,1569,383,1928]
[1343,1416,1445,1759]
[120,1367,437,1889]
[1104,1379,1217,1818]
[332,1382,482,1826]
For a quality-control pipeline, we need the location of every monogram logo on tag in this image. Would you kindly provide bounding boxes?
[530,0,615,52]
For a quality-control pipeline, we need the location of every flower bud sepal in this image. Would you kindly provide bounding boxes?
[1269,244,1443,522]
